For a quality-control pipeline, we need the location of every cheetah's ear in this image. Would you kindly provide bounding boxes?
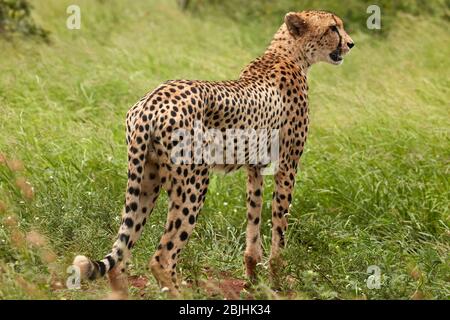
[285,12,308,38]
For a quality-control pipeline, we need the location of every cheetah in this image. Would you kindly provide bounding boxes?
[73,10,354,298]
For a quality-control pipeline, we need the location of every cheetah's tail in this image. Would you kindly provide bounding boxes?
[73,111,152,281]
[73,254,118,281]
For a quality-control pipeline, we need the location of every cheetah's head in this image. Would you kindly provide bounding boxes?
[284,10,354,65]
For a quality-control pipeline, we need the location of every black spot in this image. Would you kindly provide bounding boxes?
[180,231,188,241]
[175,218,182,229]
[119,234,130,245]
[189,215,195,224]
[130,202,138,211]
[167,241,174,250]
[106,255,115,269]
[182,208,189,216]
[124,218,134,228]
[96,261,106,276]
[277,226,283,237]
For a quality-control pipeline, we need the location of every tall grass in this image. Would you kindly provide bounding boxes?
[187,0,450,33]
[0,0,448,299]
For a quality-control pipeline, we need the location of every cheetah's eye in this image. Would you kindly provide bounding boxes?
[330,25,338,32]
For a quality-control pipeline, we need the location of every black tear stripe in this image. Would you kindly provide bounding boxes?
[332,16,343,54]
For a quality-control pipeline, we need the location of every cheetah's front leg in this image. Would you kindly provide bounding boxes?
[244,167,264,282]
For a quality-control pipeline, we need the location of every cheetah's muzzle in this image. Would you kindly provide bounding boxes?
[329,49,343,63]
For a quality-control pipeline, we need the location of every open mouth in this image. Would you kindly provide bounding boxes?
[329,50,343,63]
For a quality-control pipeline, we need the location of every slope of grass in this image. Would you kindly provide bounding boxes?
[0,0,448,299]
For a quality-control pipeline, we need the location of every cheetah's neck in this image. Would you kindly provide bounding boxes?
[264,24,311,72]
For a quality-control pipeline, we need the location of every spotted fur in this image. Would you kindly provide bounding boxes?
[73,10,353,298]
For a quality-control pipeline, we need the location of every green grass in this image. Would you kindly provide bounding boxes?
[0,0,449,300]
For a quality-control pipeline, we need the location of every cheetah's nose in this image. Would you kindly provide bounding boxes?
[347,42,355,49]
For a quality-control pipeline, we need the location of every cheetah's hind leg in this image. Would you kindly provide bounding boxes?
[149,163,209,298]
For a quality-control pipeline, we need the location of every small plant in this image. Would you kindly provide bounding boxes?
[0,0,49,40]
